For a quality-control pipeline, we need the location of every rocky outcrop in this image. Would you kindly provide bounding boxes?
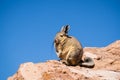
[8,40,120,80]
[84,40,120,71]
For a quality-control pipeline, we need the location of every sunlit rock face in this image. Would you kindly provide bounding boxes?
[8,40,120,80]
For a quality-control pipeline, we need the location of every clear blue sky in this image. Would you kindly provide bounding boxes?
[0,0,120,79]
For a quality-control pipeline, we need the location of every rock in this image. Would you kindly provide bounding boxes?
[83,52,100,60]
[8,40,120,80]
[8,61,92,80]
[84,40,120,71]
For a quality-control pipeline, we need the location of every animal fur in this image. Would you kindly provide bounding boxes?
[54,25,95,68]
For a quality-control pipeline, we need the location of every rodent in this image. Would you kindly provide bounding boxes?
[54,25,95,68]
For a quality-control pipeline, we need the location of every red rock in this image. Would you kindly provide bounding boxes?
[8,40,120,80]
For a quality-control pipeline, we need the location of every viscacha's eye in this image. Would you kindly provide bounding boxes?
[60,35,63,37]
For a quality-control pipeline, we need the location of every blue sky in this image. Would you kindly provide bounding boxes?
[0,0,120,79]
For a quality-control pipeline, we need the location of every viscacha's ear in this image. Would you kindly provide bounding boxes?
[60,25,70,34]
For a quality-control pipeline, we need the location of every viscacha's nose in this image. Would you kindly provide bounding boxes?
[54,39,59,44]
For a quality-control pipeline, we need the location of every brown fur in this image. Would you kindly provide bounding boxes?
[54,25,95,67]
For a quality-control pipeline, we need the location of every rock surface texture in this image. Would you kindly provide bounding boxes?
[8,40,120,80]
